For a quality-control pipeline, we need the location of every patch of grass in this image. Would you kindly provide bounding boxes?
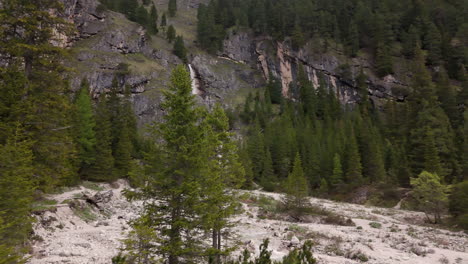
[82,181,105,191]
[324,236,344,256]
[407,226,418,237]
[257,195,279,212]
[72,204,98,222]
[288,224,308,233]
[32,199,58,211]
[369,222,382,229]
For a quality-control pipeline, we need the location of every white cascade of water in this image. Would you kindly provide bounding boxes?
[188,64,201,95]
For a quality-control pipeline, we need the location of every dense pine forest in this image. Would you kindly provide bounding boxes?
[0,0,467,263]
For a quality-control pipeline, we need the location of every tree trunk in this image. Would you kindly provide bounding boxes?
[212,229,219,264]
[169,197,181,264]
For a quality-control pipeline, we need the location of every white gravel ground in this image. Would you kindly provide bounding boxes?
[27,182,467,264]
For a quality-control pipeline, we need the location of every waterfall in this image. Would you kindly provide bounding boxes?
[188,64,201,95]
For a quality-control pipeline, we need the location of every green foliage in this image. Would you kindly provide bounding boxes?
[267,76,283,105]
[173,36,187,62]
[0,216,23,264]
[449,180,468,230]
[166,25,176,43]
[344,131,363,185]
[120,216,158,263]
[197,2,226,53]
[134,5,149,27]
[410,171,449,224]
[284,153,309,217]
[148,4,159,34]
[0,126,34,260]
[227,239,316,264]
[71,203,98,222]
[73,79,97,178]
[330,153,343,188]
[89,93,115,181]
[168,0,177,17]
[160,13,167,28]
[114,123,133,177]
[132,65,209,263]
[0,0,77,189]
[195,0,465,81]
[200,104,245,263]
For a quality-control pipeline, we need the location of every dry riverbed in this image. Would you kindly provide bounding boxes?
[28,182,467,264]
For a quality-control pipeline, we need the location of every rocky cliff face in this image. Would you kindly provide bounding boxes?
[61,0,409,128]
[222,30,410,108]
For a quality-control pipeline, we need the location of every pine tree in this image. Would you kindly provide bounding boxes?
[267,75,282,104]
[247,121,265,181]
[291,23,305,50]
[114,124,132,177]
[260,149,276,191]
[121,85,138,156]
[424,22,442,66]
[0,216,21,263]
[330,153,343,188]
[0,0,77,189]
[168,0,177,17]
[344,131,363,185]
[173,36,187,62]
[119,0,139,21]
[166,25,176,43]
[148,4,159,34]
[408,47,437,108]
[375,42,393,78]
[161,12,167,30]
[284,153,309,217]
[89,93,115,181]
[135,5,149,27]
[201,104,245,264]
[348,20,359,57]
[137,65,206,264]
[318,178,329,196]
[359,119,386,183]
[436,68,458,126]
[0,126,34,259]
[107,77,123,157]
[422,130,443,177]
[73,79,97,177]
[402,25,420,58]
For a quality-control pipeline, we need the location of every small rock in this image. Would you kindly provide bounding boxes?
[93,190,113,203]
[75,243,91,248]
[58,251,71,257]
[95,221,109,227]
[289,236,300,247]
[246,240,255,251]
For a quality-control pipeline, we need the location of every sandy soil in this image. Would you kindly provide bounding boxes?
[27,183,467,264]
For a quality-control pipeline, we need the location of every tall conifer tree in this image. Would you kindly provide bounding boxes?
[73,79,97,177]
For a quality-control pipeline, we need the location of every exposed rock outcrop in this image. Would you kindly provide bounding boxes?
[59,1,410,129]
[222,30,410,107]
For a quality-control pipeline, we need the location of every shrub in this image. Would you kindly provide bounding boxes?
[410,171,449,224]
[322,214,356,226]
[369,222,382,229]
